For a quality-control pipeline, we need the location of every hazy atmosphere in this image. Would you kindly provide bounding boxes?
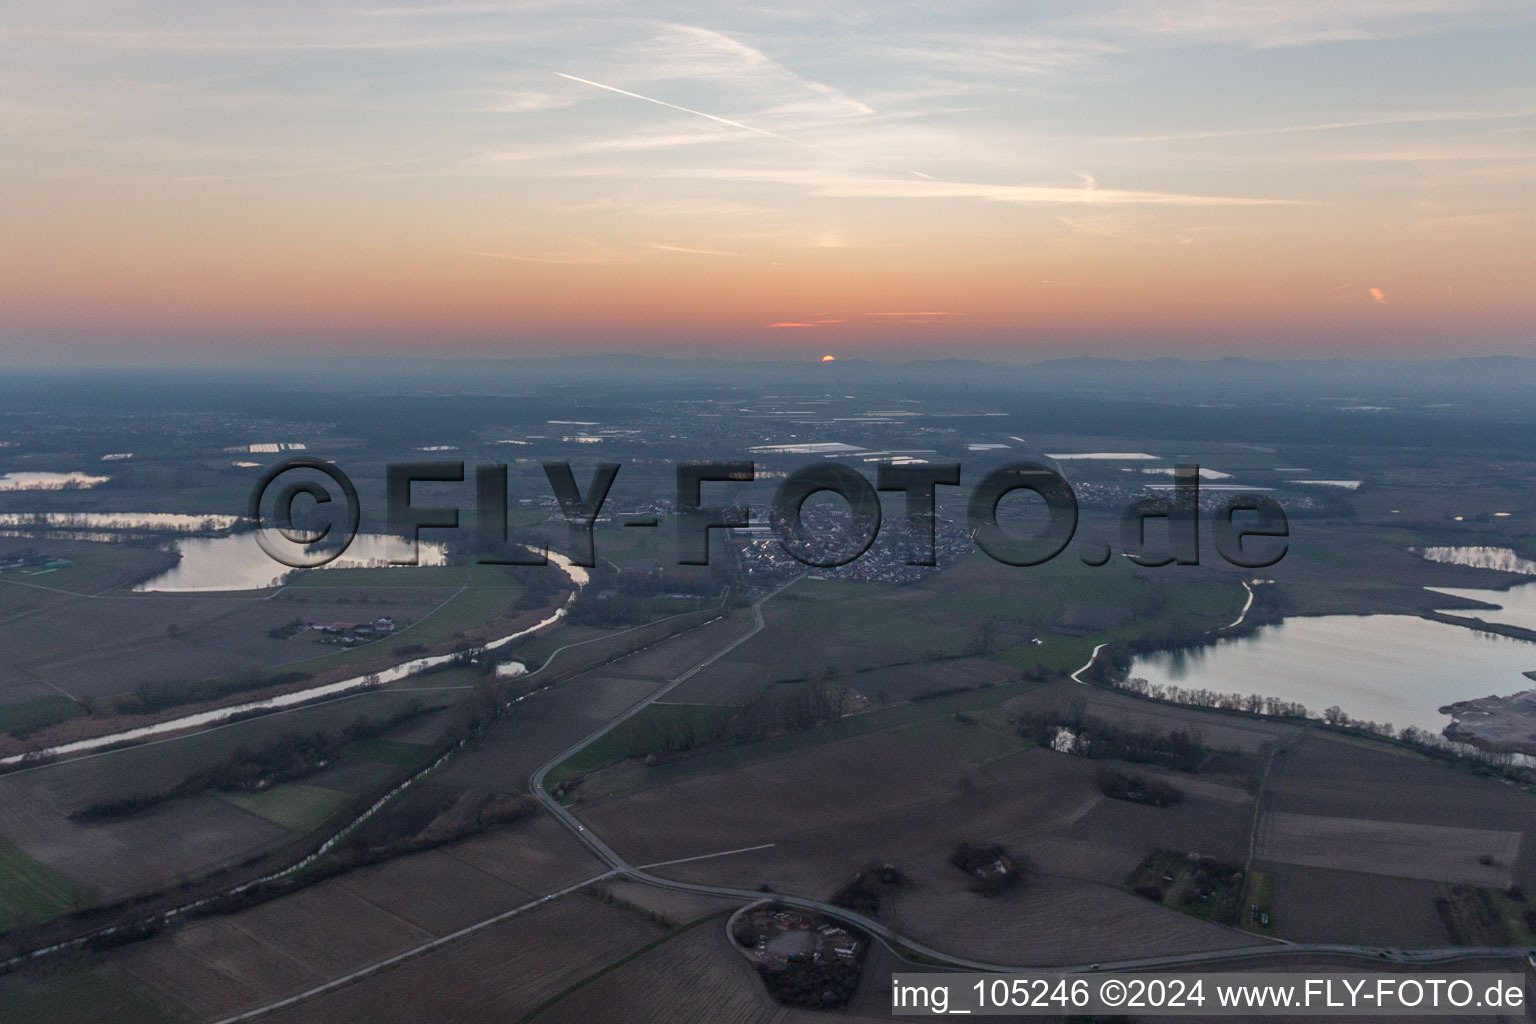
[3,1,1534,360]
[3,4,1536,1023]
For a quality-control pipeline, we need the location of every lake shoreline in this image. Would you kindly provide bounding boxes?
[1441,690,1536,757]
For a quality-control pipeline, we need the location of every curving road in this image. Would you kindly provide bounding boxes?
[215,576,1534,1019]
[529,579,1533,976]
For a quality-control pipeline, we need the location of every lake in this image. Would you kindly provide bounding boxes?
[1431,582,1536,633]
[0,511,240,532]
[0,549,588,767]
[1129,614,1536,734]
[1413,545,1536,575]
[137,533,449,592]
[0,471,109,491]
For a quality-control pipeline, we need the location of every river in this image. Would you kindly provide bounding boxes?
[0,551,589,767]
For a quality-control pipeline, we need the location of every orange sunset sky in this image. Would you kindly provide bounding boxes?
[1,1,1533,362]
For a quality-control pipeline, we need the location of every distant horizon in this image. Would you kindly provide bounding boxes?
[5,350,1536,375]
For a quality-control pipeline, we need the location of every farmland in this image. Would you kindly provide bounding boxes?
[2,363,1536,1021]
[2,548,1529,1012]
[217,785,349,833]
[96,815,613,1021]
[528,914,778,1024]
[0,838,90,933]
[0,686,461,913]
[255,897,664,1024]
[0,535,473,707]
[0,964,182,1024]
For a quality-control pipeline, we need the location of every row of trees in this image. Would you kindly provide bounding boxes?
[1096,767,1183,807]
[71,702,428,821]
[1116,675,1311,720]
[106,669,315,716]
[1114,672,1535,779]
[601,677,853,765]
[1019,704,1209,772]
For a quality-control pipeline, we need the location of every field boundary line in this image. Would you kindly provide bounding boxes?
[0,593,746,971]
[637,843,776,870]
[208,869,619,1024]
[510,908,730,1024]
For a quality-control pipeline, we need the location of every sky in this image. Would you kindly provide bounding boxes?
[1,1,1533,363]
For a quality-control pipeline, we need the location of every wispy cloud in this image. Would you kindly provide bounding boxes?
[651,243,744,257]
[1119,107,1536,142]
[644,168,1302,207]
[469,246,628,265]
[551,70,928,178]
[630,23,875,119]
[553,71,853,160]
[475,128,747,164]
[1059,211,1198,244]
[1070,0,1525,50]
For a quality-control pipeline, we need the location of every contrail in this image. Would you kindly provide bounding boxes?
[554,70,929,178]
[554,71,842,157]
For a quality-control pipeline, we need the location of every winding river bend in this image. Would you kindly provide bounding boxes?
[0,552,589,767]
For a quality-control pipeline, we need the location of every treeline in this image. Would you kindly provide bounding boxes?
[564,567,719,629]
[565,592,702,629]
[612,707,730,760]
[757,959,862,1010]
[829,863,905,915]
[1116,674,1310,720]
[109,669,315,716]
[1116,671,1536,781]
[71,702,428,822]
[949,843,1024,894]
[267,617,306,640]
[1096,767,1183,807]
[4,701,82,740]
[1437,885,1535,946]
[1080,583,1288,687]
[330,787,540,866]
[171,790,542,932]
[731,679,849,743]
[1018,705,1208,772]
[607,678,851,764]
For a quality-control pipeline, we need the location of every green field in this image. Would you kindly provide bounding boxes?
[218,784,348,832]
[0,965,184,1024]
[0,695,81,736]
[577,679,1050,798]
[272,572,542,681]
[0,837,91,932]
[20,688,458,811]
[0,539,175,594]
[787,581,972,654]
[346,737,430,767]
[551,702,735,786]
[991,634,1097,673]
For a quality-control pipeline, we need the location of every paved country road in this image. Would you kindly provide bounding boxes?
[191,577,1536,1020]
[529,579,1531,974]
